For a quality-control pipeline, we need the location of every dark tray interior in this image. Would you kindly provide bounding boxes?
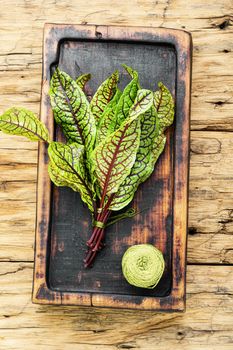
[48,39,176,298]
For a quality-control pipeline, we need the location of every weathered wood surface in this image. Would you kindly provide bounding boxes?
[1,263,233,349]
[0,0,233,348]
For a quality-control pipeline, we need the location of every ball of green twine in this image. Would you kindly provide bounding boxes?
[122,244,165,289]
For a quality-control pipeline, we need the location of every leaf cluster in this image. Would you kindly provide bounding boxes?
[0,65,174,216]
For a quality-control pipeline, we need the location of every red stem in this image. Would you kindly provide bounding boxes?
[84,249,98,268]
[92,228,105,252]
[84,195,115,267]
[89,210,111,248]
[87,194,114,247]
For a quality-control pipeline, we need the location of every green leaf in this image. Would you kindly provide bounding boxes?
[48,141,94,212]
[128,105,160,184]
[122,64,138,79]
[110,84,174,211]
[0,107,50,143]
[109,104,158,210]
[49,68,96,152]
[154,82,174,131]
[110,133,166,211]
[145,132,167,180]
[92,117,140,198]
[90,71,119,123]
[115,66,139,126]
[92,89,122,202]
[121,63,138,85]
[128,89,154,119]
[76,73,91,90]
[96,89,122,144]
[92,89,153,198]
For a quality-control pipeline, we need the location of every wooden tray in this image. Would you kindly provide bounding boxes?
[32,24,192,311]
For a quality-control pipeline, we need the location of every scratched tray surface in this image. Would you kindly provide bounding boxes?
[48,39,176,297]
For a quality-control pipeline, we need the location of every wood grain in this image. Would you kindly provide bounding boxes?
[0,2,232,130]
[1,263,233,349]
[0,0,233,347]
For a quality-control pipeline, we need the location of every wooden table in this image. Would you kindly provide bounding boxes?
[0,1,232,349]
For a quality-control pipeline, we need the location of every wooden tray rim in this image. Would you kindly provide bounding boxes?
[32,23,192,311]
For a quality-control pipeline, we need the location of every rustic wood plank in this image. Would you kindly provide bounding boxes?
[0,0,232,346]
[0,263,233,349]
[188,131,233,263]
[0,0,232,34]
[189,131,233,233]
[0,2,232,130]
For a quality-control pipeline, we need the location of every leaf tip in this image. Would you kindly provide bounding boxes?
[122,64,138,79]
[121,63,128,70]
[158,82,170,93]
[112,70,119,81]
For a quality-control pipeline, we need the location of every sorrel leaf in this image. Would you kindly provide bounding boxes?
[48,141,94,212]
[110,134,166,210]
[92,89,153,198]
[92,118,140,197]
[76,73,91,90]
[144,132,167,180]
[122,63,138,79]
[49,68,96,152]
[128,89,154,119]
[90,71,119,124]
[110,83,174,211]
[115,66,139,126]
[1,63,175,268]
[154,82,174,130]
[0,107,50,143]
[126,105,160,185]
[96,89,122,144]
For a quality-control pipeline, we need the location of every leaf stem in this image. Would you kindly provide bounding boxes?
[87,193,114,247]
[89,210,111,249]
[84,194,115,267]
